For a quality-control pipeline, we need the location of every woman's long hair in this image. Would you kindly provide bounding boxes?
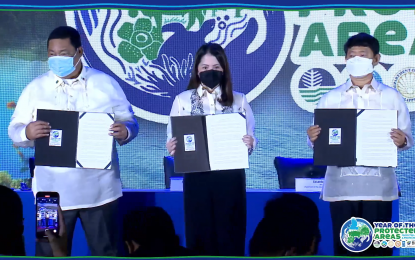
[187,43,234,106]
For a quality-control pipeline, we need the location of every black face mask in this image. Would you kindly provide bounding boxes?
[199,70,223,89]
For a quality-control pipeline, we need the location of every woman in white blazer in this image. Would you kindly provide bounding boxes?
[166,43,257,256]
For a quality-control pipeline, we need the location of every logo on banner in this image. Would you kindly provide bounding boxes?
[405,240,415,248]
[65,9,293,123]
[291,67,336,112]
[340,217,374,253]
[287,10,415,113]
[395,240,402,248]
[393,67,415,102]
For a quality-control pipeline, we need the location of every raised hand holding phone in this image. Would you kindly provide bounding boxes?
[45,206,68,257]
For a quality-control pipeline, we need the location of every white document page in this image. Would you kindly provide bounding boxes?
[76,112,114,169]
[356,110,397,167]
[205,113,249,171]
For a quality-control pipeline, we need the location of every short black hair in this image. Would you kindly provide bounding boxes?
[123,206,180,255]
[0,185,23,232]
[47,26,82,49]
[249,194,321,256]
[344,32,379,56]
[0,185,24,255]
[264,193,320,225]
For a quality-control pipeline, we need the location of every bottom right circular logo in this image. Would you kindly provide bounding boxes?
[340,217,374,253]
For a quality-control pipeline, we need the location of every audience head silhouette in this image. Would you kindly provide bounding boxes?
[0,185,25,256]
[1,186,321,257]
[123,206,191,257]
[249,193,321,256]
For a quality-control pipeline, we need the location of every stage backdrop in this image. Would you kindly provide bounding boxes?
[0,9,415,254]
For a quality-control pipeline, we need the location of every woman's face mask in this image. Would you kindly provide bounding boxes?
[199,69,223,89]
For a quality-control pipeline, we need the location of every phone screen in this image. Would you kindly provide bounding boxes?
[36,193,59,238]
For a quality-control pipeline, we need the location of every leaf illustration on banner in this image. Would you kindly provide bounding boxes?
[301,69,323,88]
[299,69,334,104]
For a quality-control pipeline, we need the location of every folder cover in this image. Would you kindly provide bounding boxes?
[35,109,80,168]
[171,115,210,173]
[313,109,357,166]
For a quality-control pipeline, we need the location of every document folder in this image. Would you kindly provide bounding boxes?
[35,109,114,169]
[171,113,249,173]
[313,109,397,167]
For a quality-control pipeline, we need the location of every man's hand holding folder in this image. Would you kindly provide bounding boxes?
[390,128,407,148]
[307,125,321,144]
[109,123,128,141]
[26,121,52,140]
[307,125,406,148]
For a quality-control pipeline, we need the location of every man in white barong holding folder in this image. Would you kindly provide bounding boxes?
[8,26,138,257]
[307,33,413,256]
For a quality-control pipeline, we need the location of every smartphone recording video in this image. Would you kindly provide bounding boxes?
[36,192,59,238]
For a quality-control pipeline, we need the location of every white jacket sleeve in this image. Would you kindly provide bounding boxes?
[395,90,413,151]
[109,76,139,146]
